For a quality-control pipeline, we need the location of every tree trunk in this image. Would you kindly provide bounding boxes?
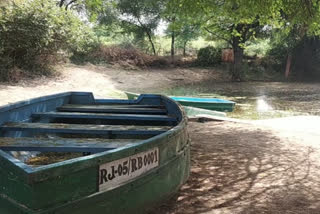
[231,36,244,81]
[285,54,292,79]
[146,31,156,56]
[171,30,175,61]
[183,41,187,57]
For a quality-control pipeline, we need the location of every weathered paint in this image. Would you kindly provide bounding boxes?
[0,92,190,213]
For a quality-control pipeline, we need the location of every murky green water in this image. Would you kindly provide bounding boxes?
[133,82,320,120]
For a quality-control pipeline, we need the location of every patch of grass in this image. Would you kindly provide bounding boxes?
[107,90,128,98]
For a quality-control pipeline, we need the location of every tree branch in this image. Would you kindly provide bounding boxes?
[65,0,77,10]
[204,27,232,46]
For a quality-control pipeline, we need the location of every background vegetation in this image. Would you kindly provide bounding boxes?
[1,0,320,82]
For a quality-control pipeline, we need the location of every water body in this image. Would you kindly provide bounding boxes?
[160,82,320,120]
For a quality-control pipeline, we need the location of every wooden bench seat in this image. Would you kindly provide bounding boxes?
[1,122,172,138]
[32,112,176,121]
[93,103,165,109]
[32,112,177,125]
[57,105,167,115]
[0,137,140,153]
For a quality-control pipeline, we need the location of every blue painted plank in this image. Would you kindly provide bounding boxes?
[58,105,167,115]
[91,105,165,109]
[32,112,177,122]
[0,146,111,153]
[94,99,136,105]
[0,137,140,153]
[1,123,171,136]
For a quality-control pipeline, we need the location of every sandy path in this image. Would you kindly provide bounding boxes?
[253,116,320,149]
[151,121,320,214]
[0,65,121,106]
[0,64,223,106]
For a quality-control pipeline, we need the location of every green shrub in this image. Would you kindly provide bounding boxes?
[196,46,222,66]
[265,43,288,72]
[71,44,172,69]
[0,0,95,81]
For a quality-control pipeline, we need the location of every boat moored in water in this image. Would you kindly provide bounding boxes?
[125,91,236,112]
[0,92,190,214]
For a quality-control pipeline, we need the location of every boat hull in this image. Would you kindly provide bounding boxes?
[174,99,234,112]
[0,92,190,214]
[0,144,190,214]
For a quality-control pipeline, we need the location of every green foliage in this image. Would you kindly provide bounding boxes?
[263,28,303,72]
[265,45,288,72]
[0,0,94,81]
[113,0,163,55]
[196,46,222,66]
[244,39,271,57]
[71,43,172,69]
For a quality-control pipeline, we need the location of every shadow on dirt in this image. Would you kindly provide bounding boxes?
[149,121,320,214]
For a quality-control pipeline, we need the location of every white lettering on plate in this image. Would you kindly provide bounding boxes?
[98,147,159,192]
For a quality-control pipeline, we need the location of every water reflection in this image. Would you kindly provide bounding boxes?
[257,96,273,112]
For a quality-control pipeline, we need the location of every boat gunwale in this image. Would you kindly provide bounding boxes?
[0,92,78,113]
[0,92,187,184]
[169,96,235,104]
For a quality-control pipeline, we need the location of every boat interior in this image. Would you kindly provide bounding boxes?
[0,93,180,167]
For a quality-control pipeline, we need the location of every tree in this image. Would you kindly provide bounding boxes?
[57,0,104,23]
[176,23,201,57]
[275,0,320,79]
[204,16,261,81]
[115,0,162,55]
[162,0,201,59]
[176,0,320,80]
[175,0,273,81]
[165,18,200,58]
[161,0,179,60]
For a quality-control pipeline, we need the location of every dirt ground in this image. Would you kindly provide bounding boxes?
[150,120,320,214]
[0,64,226,105]
[1,64,320,213]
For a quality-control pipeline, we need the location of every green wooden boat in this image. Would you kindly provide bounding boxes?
[0,92,190,214]
[125,91,236,112]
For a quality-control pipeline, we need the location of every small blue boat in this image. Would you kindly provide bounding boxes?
[125,92,236,112]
